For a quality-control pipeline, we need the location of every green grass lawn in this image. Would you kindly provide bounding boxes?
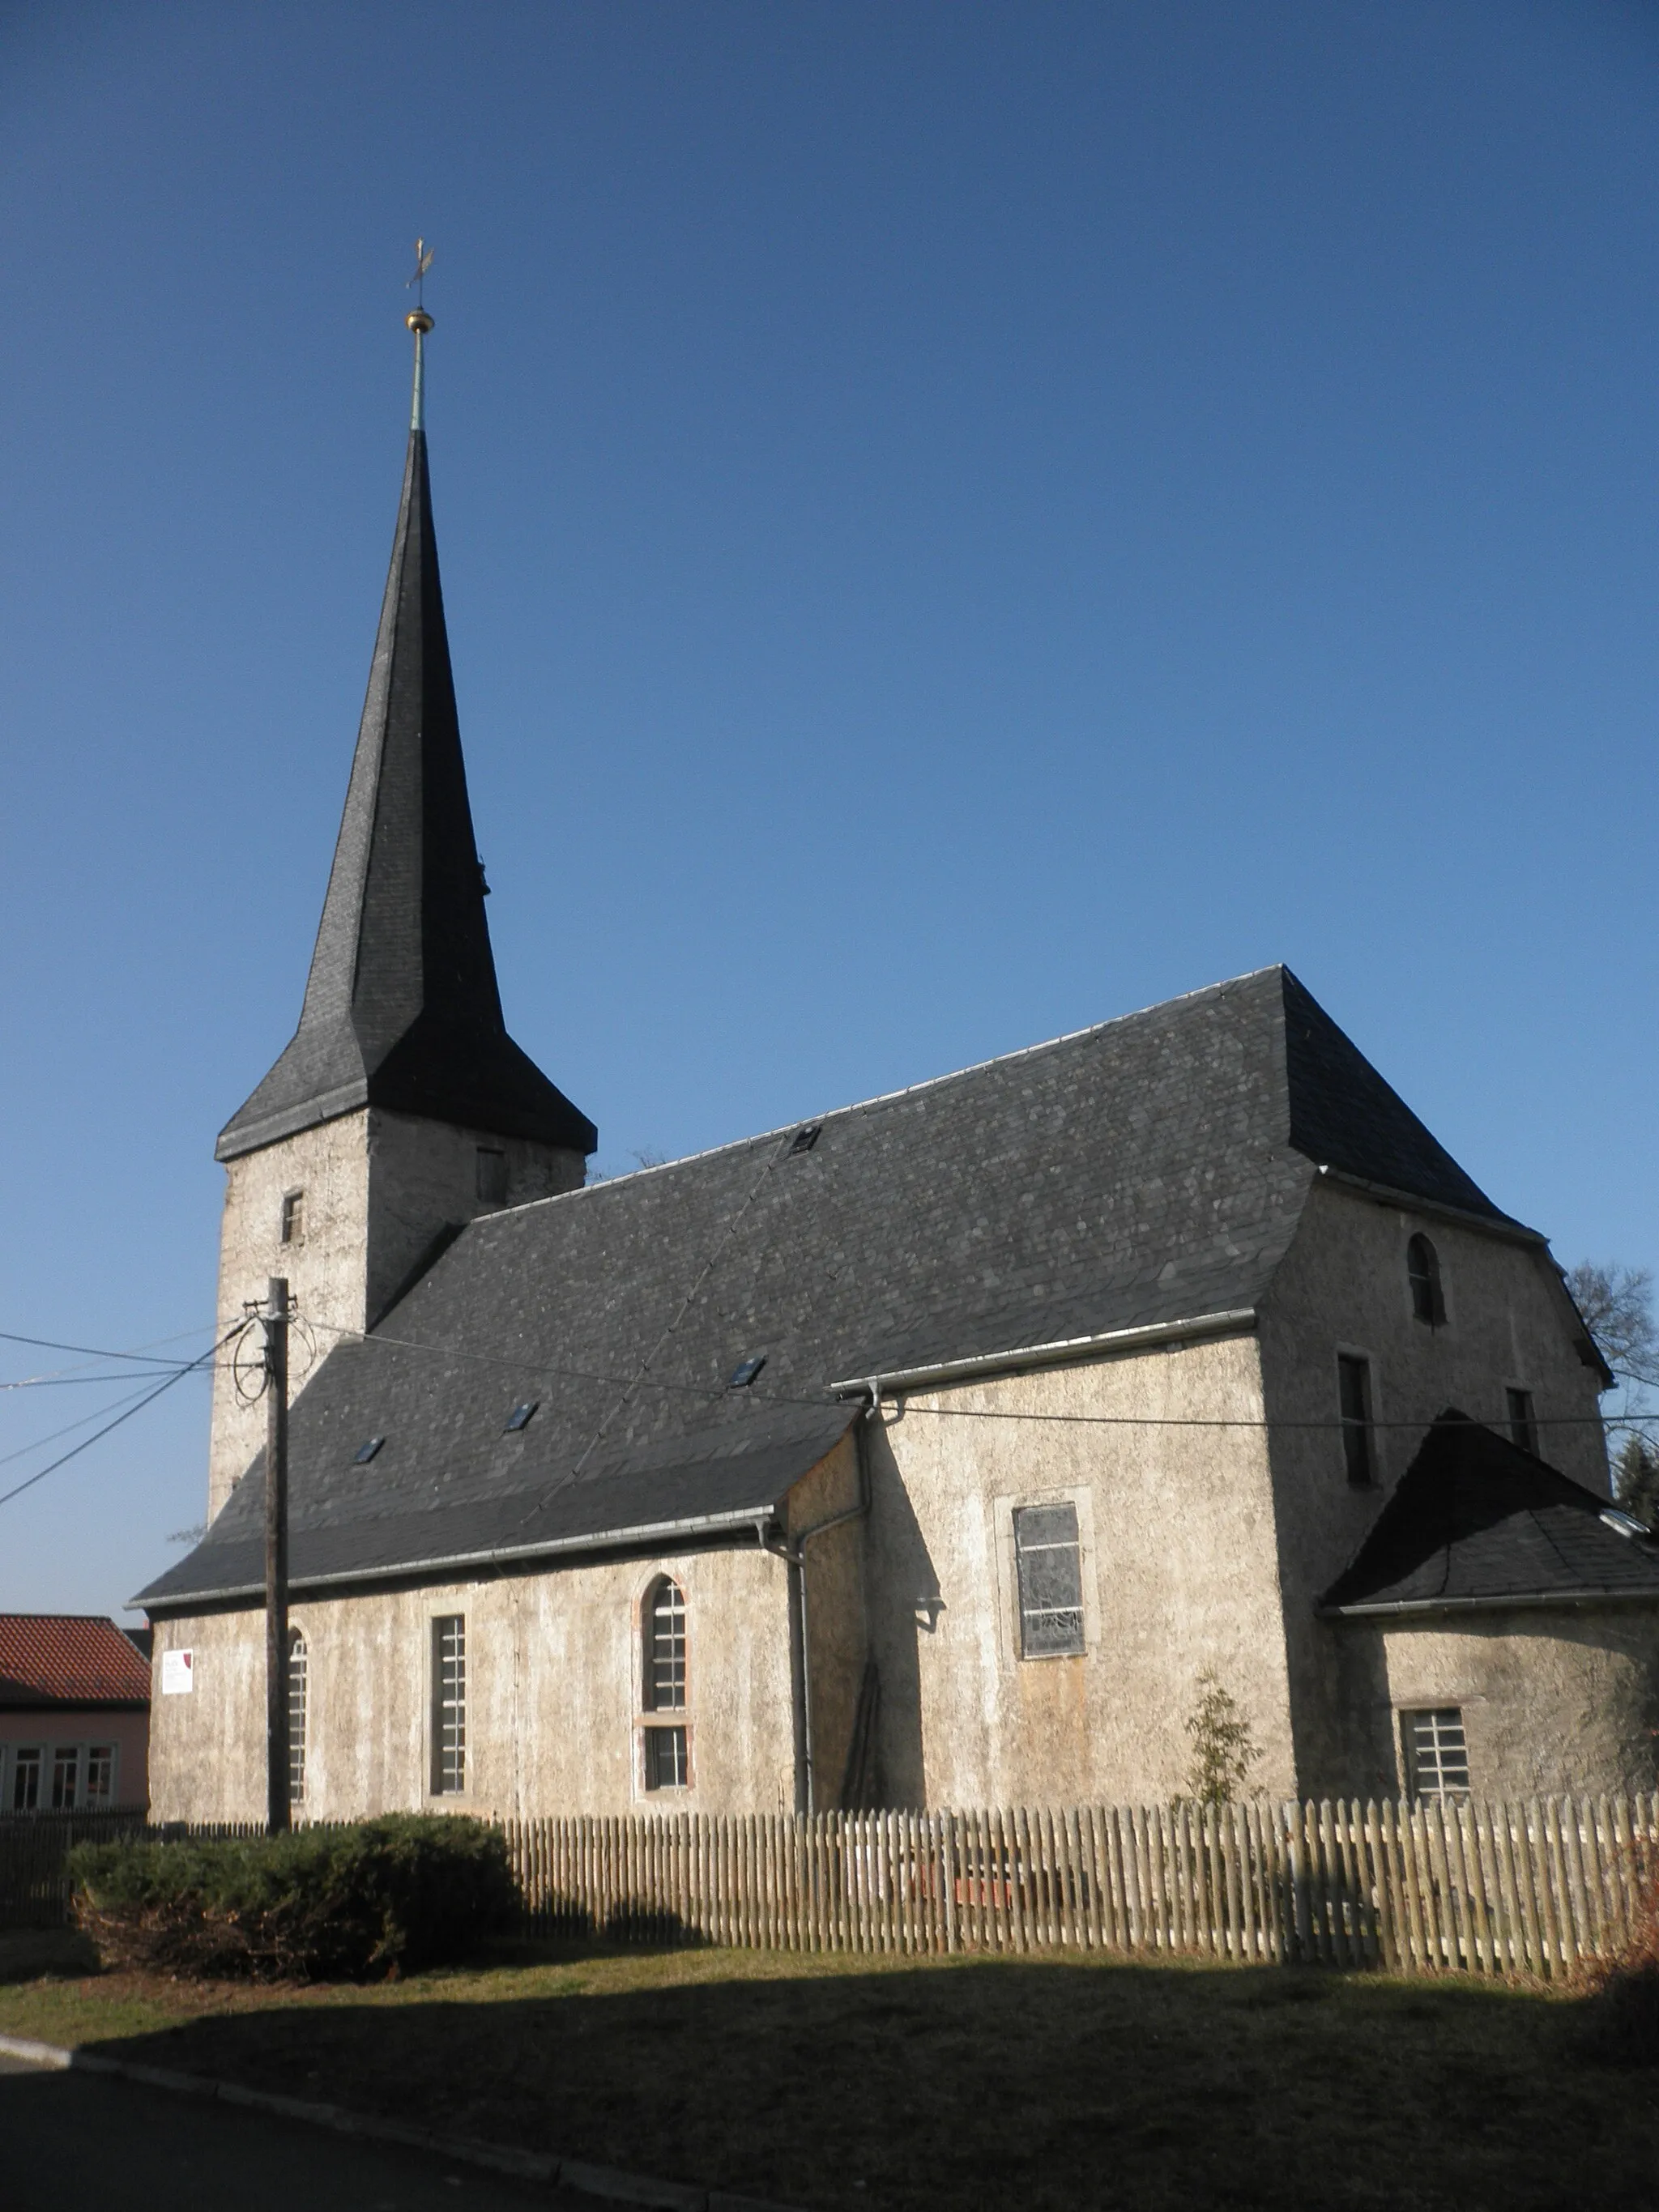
[2,1929,1656,2210]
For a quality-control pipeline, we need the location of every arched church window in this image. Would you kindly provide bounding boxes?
[288,1630,308,1806]
[1407,1234,1444,1326]
[645,1579,686,1712]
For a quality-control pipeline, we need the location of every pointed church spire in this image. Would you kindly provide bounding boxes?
[217,305,595,1164]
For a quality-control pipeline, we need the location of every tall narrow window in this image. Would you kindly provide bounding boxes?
[1402,1707,1469,1801]
[279,1189,305,1246]
[1406,1234,1444,1325]
[51,1746,80,1809]
[1507,1387,1539,1456]
[646,1579,687,1711]
[11,1745,41,1811]
[476,1148,509,1206]
[84,1745,116,1804]
[432,1615,467,1794]
[1338,1354,1376,1486]
[288,1631,308,1805]
[1013,1502,1085,1656]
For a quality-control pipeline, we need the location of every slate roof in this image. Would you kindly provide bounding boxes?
[0,1616,152,1708]
[143,965,1539,1611]
[1319,1413,1659,1614]
[216,421,594,1161]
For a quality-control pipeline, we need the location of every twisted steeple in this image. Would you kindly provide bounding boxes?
[217,317,595,1163]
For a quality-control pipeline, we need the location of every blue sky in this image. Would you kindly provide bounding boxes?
[2,0,1656,1620]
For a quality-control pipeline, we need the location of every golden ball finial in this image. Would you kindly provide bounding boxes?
[406,309,434,335]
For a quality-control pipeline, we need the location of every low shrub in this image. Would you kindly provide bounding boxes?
[66,1815,518,1982]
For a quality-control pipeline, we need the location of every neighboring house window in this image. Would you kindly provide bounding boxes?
[432,1615,467,1794]
[646,1579,687,1711]
[1337,1353,1376,1487]
[11,1745,41,1811]
[476,1148,509,1205]
[1506,1387,1539,1455]
[51,1745,80,1809]
[1402,1707,1470,1801]
[288,1631,308,1805]
[280,1188,305,1246]
[644,1725,689,1791]
[1406,1234,1444,1325]
[84,1745,117,1803]
[1013,1502,1085,1656]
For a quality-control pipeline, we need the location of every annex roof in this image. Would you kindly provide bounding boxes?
[0,1615,151,1708]
[1319,1413,1659,1616]
[144,965,1535,1611]
[216,416,594,1162]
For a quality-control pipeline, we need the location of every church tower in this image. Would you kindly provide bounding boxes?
[207,309,595,1518]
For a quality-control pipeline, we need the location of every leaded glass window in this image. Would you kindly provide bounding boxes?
[1013,1502,1085,1657]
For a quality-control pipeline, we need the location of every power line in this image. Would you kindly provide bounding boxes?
[0,1375,181,1471]
[0,1333,233,1511]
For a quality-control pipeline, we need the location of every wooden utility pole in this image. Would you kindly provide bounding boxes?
[263,1276,291,1833]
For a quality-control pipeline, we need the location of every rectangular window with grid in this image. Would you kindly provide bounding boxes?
[11,1745,41,1811]
[1402,1707,1470,1800]
[84,1745,116,1803]
[288,1635,308,1806]
[432,1615,467,1795]
[1338,1353,1375,1486]
[643,1724,689,1791]
[1013,1502,1085,1657]
[51,1745,80,1809]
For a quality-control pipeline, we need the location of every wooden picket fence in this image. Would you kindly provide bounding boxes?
[6,1796,1657,1979]
[501,1795,1659,1981]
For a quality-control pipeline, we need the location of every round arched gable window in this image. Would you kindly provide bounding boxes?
[1406,1233,1445,1326]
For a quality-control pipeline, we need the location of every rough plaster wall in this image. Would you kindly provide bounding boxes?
[207,1110,586,1520]
[207,1114,371,1520]
[784,1434,866,1809]
[1256,1183,1612,1795]
[862,1338,1294,1808]
[1368,1613,1659,1797]
[147,1545,795,1823]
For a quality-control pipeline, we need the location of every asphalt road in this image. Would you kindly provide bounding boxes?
[0,2053,593,2210]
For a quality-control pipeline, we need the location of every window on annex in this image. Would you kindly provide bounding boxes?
[1507,1387,1539,1456]
[1013,1502,1085,1657]
[1401,1707,1470,1801]
[1337,1353,1376,1487]
[1406,1234,1445,1326]
[645,1579,687,1712]
[84,1745,117,1804]
[643,1725,689,1791]
[431,1615,467,1795]
[476,1148,509,1206]
[10,1745,41,1811]
[51,1745,81,1809]
[279,1189,305,1246]
[288,1631,309,1806]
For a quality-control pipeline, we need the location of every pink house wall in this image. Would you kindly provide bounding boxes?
[0,1709,149,1809]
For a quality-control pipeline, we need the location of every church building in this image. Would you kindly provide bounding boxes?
[136,323,1659,1823]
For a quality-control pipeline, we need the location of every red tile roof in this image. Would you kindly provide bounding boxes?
[0,1616,151,1707]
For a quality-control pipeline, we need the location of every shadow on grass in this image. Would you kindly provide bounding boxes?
[54,1946,1659,2212]
[0,1928,100,1986]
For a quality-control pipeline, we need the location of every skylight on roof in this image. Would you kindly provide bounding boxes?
[1601,1508,1650,1541]
[353,1437,385,1464]
[788,1125,821,1156]
[727,1357,766,1390]
[505,1401,539,1434]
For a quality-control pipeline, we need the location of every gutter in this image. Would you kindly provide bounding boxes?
[1320,1586,1659,1620]
[131,1501,783,1615]
[827,1307,1257,1400]
[1311,1165,1545,1248]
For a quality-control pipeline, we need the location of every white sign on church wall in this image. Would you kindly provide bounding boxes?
[160,1648,194,1695]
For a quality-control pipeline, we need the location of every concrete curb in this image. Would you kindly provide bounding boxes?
[0,2031,796,2211]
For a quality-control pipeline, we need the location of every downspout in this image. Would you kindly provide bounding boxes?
[763,1392,876,1813]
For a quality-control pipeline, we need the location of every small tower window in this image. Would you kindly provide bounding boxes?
[1506,1387,1539,1455]
[1406,1234,1444,1325]
[280,1190,305,1247]
[476,1148,509,1206]
[1338,1353,1377,1487]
